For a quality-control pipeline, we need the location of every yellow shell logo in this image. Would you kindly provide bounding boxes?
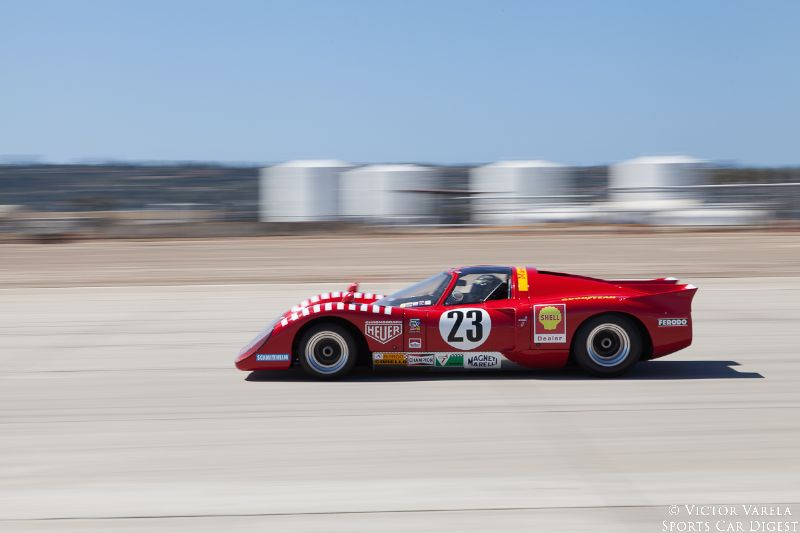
[538,306,562,331]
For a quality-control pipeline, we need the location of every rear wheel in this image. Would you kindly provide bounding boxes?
[297,322,358,379]
[572,314,642,377]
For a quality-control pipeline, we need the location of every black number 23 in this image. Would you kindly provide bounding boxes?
[447,310,483,342]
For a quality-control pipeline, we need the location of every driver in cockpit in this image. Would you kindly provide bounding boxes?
[470,274,504,302]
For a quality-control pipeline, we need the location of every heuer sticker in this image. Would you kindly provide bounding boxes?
[464,353,501,369]
[255,353,290,362]
[434,353,463,367]
[409,318,421,332]
[407,354,434,366]
[372,352,406,365]
[534,303,566,343]
[365,321,402,343]
[408,338,422,349]
[658,318,688,327]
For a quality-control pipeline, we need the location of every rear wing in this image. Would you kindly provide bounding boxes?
[605,277,681,292]
[620,279,698,313]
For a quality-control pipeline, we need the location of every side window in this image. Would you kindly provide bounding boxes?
[445,272,510,305]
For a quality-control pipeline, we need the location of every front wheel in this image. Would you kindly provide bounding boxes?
[572,314,642,377]
[297,322,358,379]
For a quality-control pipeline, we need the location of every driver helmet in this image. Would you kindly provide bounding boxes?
[471,274,500,300]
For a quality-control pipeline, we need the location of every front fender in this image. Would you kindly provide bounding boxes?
[235,298,400,371]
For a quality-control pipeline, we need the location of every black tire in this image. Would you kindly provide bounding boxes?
[572,314,642,377]
[297,322,358,380]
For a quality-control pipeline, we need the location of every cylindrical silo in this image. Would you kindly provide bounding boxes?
[609,156,705,204]
[470,160,572,224]
[260,160,351,222]
[340,164,438,224]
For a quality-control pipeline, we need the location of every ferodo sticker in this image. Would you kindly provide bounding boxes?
[516,266,529,292]
[439,308,491,350]
[365,321,402,344]
[534,304,567,343]
[372,352,406,366]
[658,318,688,327]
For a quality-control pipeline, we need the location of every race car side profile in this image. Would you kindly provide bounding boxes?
[235,266,697,379]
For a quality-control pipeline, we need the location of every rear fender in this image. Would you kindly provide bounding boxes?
[626,284,697,358]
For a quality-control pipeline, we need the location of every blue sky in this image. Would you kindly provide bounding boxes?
[1,0,798,166]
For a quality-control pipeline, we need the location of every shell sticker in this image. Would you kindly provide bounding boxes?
[534,304,566,343]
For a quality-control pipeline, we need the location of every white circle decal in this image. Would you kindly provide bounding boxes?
[439,308,491,350]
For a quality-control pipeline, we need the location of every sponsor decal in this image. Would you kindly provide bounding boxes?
[434,353,464,367]
[438,308,491,350]
[464,353,501,369]
[365,321,402,343]
[408,338,422,349]
[407,353,434,366]
[516,266,529,292]
[409,318,421,332]
[561,295,617,302]
[658,318,688,327]
[372,352,407,365]
[255,353,290,362]
[534,303,567,343]
[400,300,432,308]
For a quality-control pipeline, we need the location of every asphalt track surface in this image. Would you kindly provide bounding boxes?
[2,270,799,532]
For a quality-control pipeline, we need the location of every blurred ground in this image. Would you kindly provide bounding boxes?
[1,234,798,532]
[1,230,800,287]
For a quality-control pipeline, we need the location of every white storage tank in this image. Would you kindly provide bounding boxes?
[610,155,705,203]
[340,164,438,224]
[260,160,351,222]
[470,160,571,224]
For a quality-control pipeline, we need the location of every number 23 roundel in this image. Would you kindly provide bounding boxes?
[438,308,492,350]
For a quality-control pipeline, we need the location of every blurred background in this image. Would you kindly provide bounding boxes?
[2,1,800,532]
[2,156,800,239]
[1,1,799,239]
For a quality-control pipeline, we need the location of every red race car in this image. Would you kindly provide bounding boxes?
[235,266,696,379]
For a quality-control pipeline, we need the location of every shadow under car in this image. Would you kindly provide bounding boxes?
[245,360,763,382]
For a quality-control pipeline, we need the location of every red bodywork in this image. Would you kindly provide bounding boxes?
[235,266,697,371]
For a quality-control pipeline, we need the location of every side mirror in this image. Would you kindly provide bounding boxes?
[342,282,360,303]
[450,291,464,303]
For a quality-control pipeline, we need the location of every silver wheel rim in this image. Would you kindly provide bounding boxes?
[305,331,349,374]
[586,323,631,367]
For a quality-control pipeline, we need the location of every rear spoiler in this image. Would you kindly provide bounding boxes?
[607,277,695,295]
[607,276,677,286]
[622,280,697,312]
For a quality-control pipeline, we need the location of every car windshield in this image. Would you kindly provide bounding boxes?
[373,271,452,308]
